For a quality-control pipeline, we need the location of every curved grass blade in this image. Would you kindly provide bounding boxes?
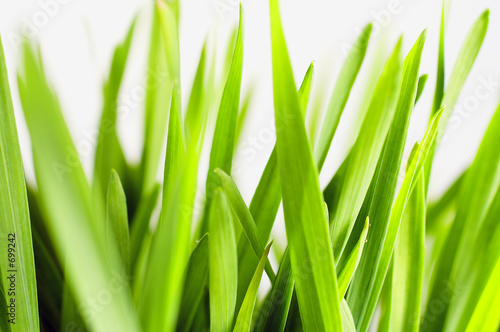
[314,23,372,170]
[423,101,500,332]
[0,35,38,332]
[270,0,342,330]
[18,42,139,332]
[216,169,275,281]
[233,241,273,332]
[356,108,444,332]
[330,36,403,260]
[177,234,209,332]
[209,189,238,332]
[340,299,356,332]
[390,172,426,332]
[106,170,130,274]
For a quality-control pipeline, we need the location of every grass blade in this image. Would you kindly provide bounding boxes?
[233,242,273,332]
[314,23,372,170]
[416,74,428,104]
[106,170,130,274]
[340,299,356,332]
[270,0,342,330]
[209,190,238,332]
[0,35,39,332]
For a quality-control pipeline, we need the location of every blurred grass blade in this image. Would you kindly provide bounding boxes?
[270,0,342,330]
[0,35,39,332]
[106,170,130,273]
[235,83,255,145]
[340,299,356,332]
[185,43,207,144]
[216,168,275,281]
[93,18,136,215]
[253,248,293,332]
[423,101,500,332]
[18,42,139,332]
[233,242,273,332]
[356,108,444,332]
[337,217,369,299]
[390,172,426,332]
[203,5,244,233]
[330,37,403,260]
[177,234,209,332]
[314,23,372,170]
[209,190,238,332]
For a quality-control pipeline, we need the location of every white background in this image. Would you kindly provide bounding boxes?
[0,0,499,214]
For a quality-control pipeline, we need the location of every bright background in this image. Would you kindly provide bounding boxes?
[1,0,499,214]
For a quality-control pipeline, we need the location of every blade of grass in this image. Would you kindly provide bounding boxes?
[390,172,426,332]
[340,299,356,332]
[416,74,428,104]
[314,23,372,170]
[177,234,209,332]
[216,168,275,281]
[235,83,255,146]
[185,43,207,144]
[18,42,139,332]
[209,189,238,332]
[106,170,130,274]
[0,35,39,332]
[233,242,273,332]
[330,36,403,260]
[270,0,342,330]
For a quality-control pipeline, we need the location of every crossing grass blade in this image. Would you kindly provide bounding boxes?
[106,170,130,274]
[18,42,139,332]
[270,0,342,330]
[0,35,39,332]
[233,242,273,332]
[314,23,372,170]
[390,172,426,332]
[423,101,500,332]
[209,189,238,332]
[330,36,403,260]
[340,299,357,332]
[215,168,275,282]
[177,234,209,332]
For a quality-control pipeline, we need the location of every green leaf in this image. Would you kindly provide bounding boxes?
[216,169,275,280]
[235,83,255,145]
[0,268,11,332]
[390,172,426,332]
[423,101,500,332]
[106,170,130,274]
[355,108,444,332]
[185,43,207,144]
[203,5,244,233]
[253,248,294,332]
[340,299,356,332]
[337,217,369,299]
[177,234,209,332]
[209,189,238,332]
[18,42,139,332]
[415,74,428,104]
[314,23,372,170]
[233,241,273,332]
[431,0,447,116]
[330,36,403,260]
[0,35,38,332]
[270,0,342,330]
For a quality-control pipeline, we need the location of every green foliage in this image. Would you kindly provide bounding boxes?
[0,0,498,331]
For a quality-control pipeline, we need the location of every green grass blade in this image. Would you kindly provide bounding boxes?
[340,299,356,332]
[18,42,139,332]
[106,170,130,274]
[356,108,444,332]
[423,101,500,332]
[215,168,275,281]
[209,189,238,332]
[0,268,11,332]
[270,0,342,330]
[235,83,255,145]
[314,23,372,170]
[0,35,39,332]
[185,43,207,144]
[415,74,428,104]
[93,18,136,215]
[330,37,403,260]
[253,248,294,332]
[390,172,426,332]
[233,242,273,332]
[337,217,369,299]
[203,6,244,233]
[431,0,447,116]
[177,234,209,332]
